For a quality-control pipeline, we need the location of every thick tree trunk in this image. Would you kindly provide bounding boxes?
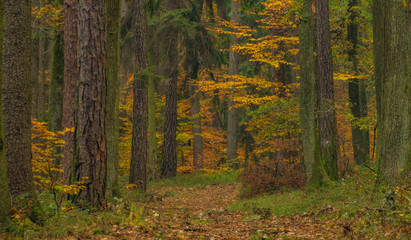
[373,0,410,182]
[162,0,179,178]
[316,0,338,180]
[62,0,77,186]
[129,0,148,191]
[227,0,240,168]
[347,0,369,166]
[106,0,121,198]
[74,0,107,207]
[0,0,10,222]
[49,0,64,133]
[3,0,44,223]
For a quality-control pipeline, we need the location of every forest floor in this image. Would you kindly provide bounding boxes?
[1,169,410,239]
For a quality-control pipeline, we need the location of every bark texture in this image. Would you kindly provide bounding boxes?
[0,0,11,222]
[62,0,77,186]
[316,0,338,180]
[106,0,121,197]
[74,0,107,207]
[130,0,148,191]
[162,0,179,178]
[373,0,410,182]
[347,0,369,166]
[227,0,240,167]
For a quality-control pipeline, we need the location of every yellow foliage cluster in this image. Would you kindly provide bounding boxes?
[32,4,63,29]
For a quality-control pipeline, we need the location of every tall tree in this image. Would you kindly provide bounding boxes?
[0,0,10,222]
[300,0,326,185]
[129,0,148,191]
[73,0,107,207]
[106,0,121,197]
[38,0,48,122]
[316,0,338,180]
[62,0,77,186]
[373,0,410,182]
[162,0,179,178]
[3,0,44,223]
[227,0,240,167]
[347,0,369,166]
[49,0,64,133]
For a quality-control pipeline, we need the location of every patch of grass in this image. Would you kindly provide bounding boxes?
[149,168,241,189]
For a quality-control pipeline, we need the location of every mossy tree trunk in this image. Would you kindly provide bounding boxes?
[316,0,338,180]
[347,0,369,166]
[105,0,121,198]
[3,0,44,223]
[0,0,10,223]
[129,0,148,191]
[74,0,107,207]
[62,0,77,186]
[227,0,240,168]
[49,0,64,134]
[373,0,410,183]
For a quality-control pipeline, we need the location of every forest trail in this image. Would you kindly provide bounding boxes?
[106,183,348,240]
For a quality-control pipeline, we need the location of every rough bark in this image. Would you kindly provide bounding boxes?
[106,0,121,198]
[316,0,338,180]
[49,0,64,133]
[129,0,148,191]
[347,0,369,166]
[74,0,107,207]
[3,0,44,223]
[373,0,410,182]
[147,53,158,181]
[161,0,179,178]
[227,0,240,167]
[62,0,77,186]
[0,0,10,222]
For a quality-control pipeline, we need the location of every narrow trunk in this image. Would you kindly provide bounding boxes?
[316,0,338,180]
[227,0,240,168]
[62,0,77,186]
[105,0,121,197]
[190,83,203,169]
[373,0,410,182]
[162,0,179,178]
[3,0,44,223]
[74,0,107,207]
[147,53,158,181]
[347,0,369,166]
[129,0,148,191]
[0,0,10,222]
[49,0,64,133]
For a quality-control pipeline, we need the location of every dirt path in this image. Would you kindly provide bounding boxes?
[105,183,351,240]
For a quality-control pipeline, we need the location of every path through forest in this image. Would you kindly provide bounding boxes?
[104,183,351,239]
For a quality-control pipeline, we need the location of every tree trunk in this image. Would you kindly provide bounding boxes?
[129,0,148,191]
[62,0,77,186]
[38,0,47,122]
[147,50,158,181]
[49,0,64,134]
[0,0,10,222]
[373,0,410,182]
[347,0,369,166]
[162,0,179,178]
[74,0,107,207]
[316,0,338,180]
[3,0,44,223]
[227,0,240,168]
[105,0,121,198]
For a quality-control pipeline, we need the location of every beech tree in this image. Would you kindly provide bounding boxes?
[73,0,107,207]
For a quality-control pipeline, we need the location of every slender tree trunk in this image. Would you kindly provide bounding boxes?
[129,0,148,191]
[38,0,47,122]
[106,0,121,198]
[316,0,338,180]
[162,0,179,178]
[147,49,158,181]
[0,0,10,222]
[347,0,369,166]
[74,0,107,207]
[373,0,410,182]
[49,0,64,133]
[227,0,240,168]
[62,0,77,186]
[3,0,44,223]
[190,82,203,169]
